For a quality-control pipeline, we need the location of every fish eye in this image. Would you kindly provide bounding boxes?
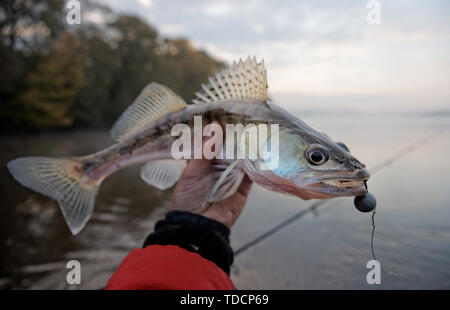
[305,145,329,166]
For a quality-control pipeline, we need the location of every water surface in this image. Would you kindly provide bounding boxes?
[0,113,449,289]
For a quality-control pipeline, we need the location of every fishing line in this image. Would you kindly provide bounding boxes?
[234,130,442,258]
[234,201,326,256]
[370,207,400,276]
[363,179,379,263]
[370,209,377,261]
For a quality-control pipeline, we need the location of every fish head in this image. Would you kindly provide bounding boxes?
[257,127,370,200]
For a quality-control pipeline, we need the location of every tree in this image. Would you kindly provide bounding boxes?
[155,38,225,101]
[17,33,86,128]
[0,0,65,52]
[0,0,66,130]
[0,2,225,131]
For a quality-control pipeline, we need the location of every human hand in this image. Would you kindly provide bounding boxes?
[170,123,253,228]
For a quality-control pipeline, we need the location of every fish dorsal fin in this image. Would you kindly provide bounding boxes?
[111,83,187,142]
[140,159,187,190]
[192,57,268,105]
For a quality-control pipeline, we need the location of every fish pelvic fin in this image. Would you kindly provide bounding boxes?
[7,157,100,235]
[192,56,268,105]
[111,82,187,142]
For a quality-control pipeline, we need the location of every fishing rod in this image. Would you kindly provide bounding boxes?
[234,130,441,257]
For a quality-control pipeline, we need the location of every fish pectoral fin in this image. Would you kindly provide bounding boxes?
[167,160,245,212]
[192,57,268,105]
[204,160,245,205]
[140,159,187,190]
[110,83,187,142]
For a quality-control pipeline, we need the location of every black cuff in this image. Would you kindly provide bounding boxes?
[143,211,234,275]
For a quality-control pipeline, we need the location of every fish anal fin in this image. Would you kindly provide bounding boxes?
[140,159,187,190]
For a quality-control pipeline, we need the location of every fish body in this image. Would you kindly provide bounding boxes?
[8,57,370,235]
[79,101,268,181]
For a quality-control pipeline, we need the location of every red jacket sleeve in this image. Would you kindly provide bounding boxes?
[106,244,236,290]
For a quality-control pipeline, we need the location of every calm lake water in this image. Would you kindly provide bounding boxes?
[1,112,449,289]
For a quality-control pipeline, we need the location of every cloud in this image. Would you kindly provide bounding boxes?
[203,2,232,16]
[96,0,450,111]
[159,23,186,36]
[83,11,106,24]
[136,0,153,8]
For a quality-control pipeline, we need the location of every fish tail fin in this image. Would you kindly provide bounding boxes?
[7,156,100,235]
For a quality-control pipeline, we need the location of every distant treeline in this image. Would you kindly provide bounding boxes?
[0,0,224,132]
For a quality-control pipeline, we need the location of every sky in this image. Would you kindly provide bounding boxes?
[93,0,450,112]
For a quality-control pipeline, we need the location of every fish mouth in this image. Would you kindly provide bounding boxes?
[315,178,368,196]
[294,168,370,198]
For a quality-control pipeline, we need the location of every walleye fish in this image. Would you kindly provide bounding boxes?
[7,57,370,235]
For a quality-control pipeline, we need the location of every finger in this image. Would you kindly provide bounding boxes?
[182,157,211,177]
[237,174,253,197]
[180,123,220,177]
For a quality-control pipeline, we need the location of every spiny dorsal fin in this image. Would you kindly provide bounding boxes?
[111,83,187,142]
[192,56,267,105]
